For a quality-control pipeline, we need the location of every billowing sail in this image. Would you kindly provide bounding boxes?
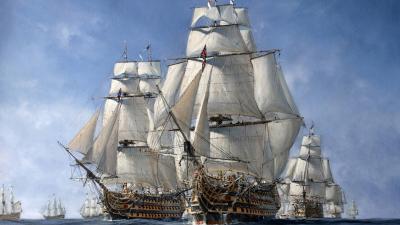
[322,159,334,183]
[113,62,138,76]
[187,25,248,57]
[252,53,295,116]
[88,103,120,174]
[299,135,322,157]
[138,61,161,94]
[191,5,250,27]
[68,111,99,155]
[171,70,203,139]
[115,148,178,190]
[186,55,262,118]
[191,72,211,157]
[119,97,149,142]
[153,61,187,128]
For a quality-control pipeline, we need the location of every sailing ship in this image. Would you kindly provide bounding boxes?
[150,1,302,224]
[42,196,66,219]
[324,184,345,218]
[278,127,345,219]
[0,185,22,220]
[80,193,103,219]
[347,200,358,219]
[62,46,185,220]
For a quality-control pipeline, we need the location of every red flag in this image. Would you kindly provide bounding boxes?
[201,45,207,71]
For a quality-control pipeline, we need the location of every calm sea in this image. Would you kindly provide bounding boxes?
[0,219,399,225]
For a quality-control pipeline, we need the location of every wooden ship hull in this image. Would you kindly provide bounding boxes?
[44,214,65,220]
[0,212,20,220]
[290,198,323,218]
[189,169,280,224]
[102,189,185,220]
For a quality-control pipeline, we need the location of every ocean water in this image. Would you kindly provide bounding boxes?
[0,219,399,225]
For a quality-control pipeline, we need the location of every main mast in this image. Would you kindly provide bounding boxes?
[151,1,302,223]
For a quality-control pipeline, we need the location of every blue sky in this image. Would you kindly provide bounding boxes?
[0,0,399,219]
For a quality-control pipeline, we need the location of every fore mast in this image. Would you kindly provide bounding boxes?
[152,1,302,224]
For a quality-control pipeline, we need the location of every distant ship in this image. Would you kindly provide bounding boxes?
[347,200,359,219]
[42,196,66,219]
[277,126,345,219]
[0,185,22,220]
[80,193,103,219]
[60,45,185,220]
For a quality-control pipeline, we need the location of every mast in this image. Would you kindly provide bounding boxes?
[1,185,5,214]
[152,2,302,184]
[9,187,14,213]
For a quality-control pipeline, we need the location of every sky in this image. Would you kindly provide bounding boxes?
[0,0,399,219]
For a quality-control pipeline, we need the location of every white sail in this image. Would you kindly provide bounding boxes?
[139,78,160,95]
[115,148,178,190]
[283,158,298,181]
[306,157,325,182]
[153,61,187,128]
[138,61,161,95]
[68,111,100,155]
[189,55,261,118]
[89,103,120,173]
[299,135,322,157]
[326,184,343,204]
[252,53,294,116]
[171,70,203,139]
[277,65,299,115]
[191,72,211,157]
[97,109,119,176]
[207,124,266,177]
[187,25,248,57]
[109,78,140,96]
[191,5,250,27]
[138,61,161,77]
[322,159,334,183]
[268,118,302,178]
[240,28,256,52]
[113,62,138,76]
[119,97,149,142]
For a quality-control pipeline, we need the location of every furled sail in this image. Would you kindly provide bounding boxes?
[68,110,100,155]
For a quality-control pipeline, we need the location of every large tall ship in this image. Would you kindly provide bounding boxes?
[0,185,22,220]
[278,127,345,219]
[42,196,66,220]
[61,46,185,220]
[80,193,103,219]
[150,1,302,224]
